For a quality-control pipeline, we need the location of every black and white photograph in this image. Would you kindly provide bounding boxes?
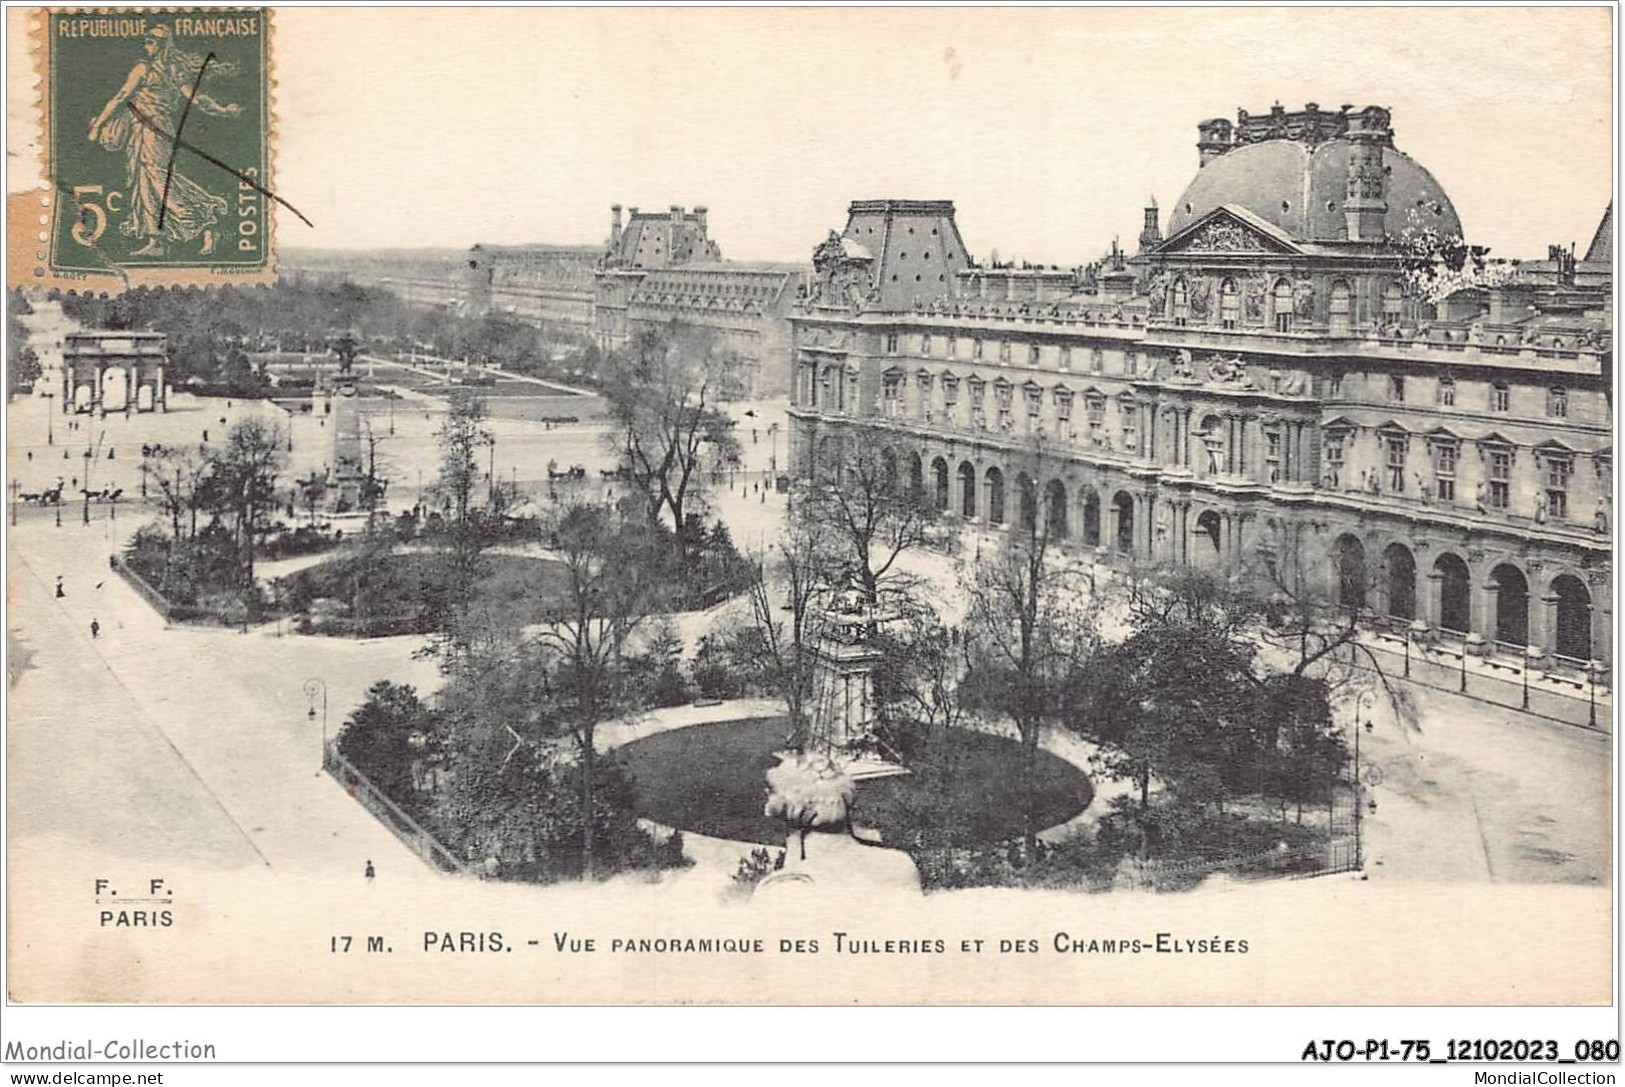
[1,2,1618,1073]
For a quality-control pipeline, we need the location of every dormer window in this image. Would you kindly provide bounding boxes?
[1172,277,1190,327]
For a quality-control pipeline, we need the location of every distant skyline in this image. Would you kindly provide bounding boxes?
[11,8,1615,265]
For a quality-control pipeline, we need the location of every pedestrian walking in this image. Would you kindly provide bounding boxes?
[364,859,375,881]
[26,450,33,462]
[89,619,100,639]
[55,576,64,598]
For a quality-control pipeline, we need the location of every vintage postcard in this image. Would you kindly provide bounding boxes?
[8,8,274,290]
[1,3,1617,1049]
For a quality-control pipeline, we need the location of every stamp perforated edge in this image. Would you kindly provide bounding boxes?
[8,6,279,293]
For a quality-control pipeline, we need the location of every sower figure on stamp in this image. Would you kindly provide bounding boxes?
[86,25,242,258]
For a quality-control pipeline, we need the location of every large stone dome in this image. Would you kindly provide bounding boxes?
[1166,137,1461,244]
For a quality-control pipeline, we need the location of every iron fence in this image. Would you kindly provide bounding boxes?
[322,741,472,876]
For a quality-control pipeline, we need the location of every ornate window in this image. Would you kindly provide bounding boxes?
[994,379,1014,431]
[1329,279,1351,335]
[1491,381,1510,413]
[1432,440,1458,502]
[885,333,900,354]
[916,370,934,421]
[1548,386,1569,418]
[1544,454,1572,520]
[1120,397,1139,454]
[1437,373,1456,407]
[1024,382,1043,419]
[881,370,904,418]
[1485,446,1512,510]
[1053,387,1074,421]
[1029,343,1041,366]
[1264,425,1283,483]
[1273,279,1294,333]
[1220,278,1240,330]
[1322,430,1346,489]
[1172,277,1190,326]
[1383,432,1408,493]
[942,373,960,411]
[969,376,986,428]
[1326,371,1344,399]
[1085,393,1107,445]
[1382,283,1403,321]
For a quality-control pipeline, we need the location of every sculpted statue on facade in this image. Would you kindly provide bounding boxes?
[1293,279,1315,319]
[1207,355,1253,387]
[1170,348,1196,380]
[1243,274,1267,323]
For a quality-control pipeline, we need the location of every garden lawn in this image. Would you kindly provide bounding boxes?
[279,550,570,635]
[617,717,1093,848]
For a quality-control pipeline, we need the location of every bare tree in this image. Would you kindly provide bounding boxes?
[737,511,833,751]
[795,441,951,613]
[960,447,1095,856]
[532,496,657,876]
[144,443,213,540]
[599,324,741,552]
[206,418,285,589]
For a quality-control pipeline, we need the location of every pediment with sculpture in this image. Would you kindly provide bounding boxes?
[1156,206,1303,256]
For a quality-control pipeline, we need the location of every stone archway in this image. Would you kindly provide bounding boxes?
[1551,574,1592,661]
[1112,491,1135,555]
[1015,473,1038,533]
[931,456,950,511]
[1335,534,1366,610]
[957,461,977,519]
[907,452,924,501]
[1195,510,1222,565]
[985,466,1005,525]
[1045,480,1068,539]
[1433,552,1470,634]
[1383,542,1416,620]
[99,367,129,413]
[1491,563,1529,647]
[1080,485,1100,547]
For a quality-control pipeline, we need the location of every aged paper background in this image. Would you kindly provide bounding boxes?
[4,5,1614,1007]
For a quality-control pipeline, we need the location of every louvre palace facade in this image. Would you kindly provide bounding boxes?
[786,104,1614,672]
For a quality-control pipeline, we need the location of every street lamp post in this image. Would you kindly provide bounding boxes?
[1587,660,1599,729]
[305,678,329,772]
[1521,646,1531,711]
[43,391,54,446]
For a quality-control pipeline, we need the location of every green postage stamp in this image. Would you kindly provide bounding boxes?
[20,9,274,287]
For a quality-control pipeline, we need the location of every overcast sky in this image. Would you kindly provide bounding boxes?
[15,7,1615,264]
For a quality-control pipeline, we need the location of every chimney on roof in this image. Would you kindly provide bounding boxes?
[1139,198,1162,252]
[1344,107,1391,242]
[1196,118,1233,168]
[611,204,623,247]
[694,205,708,237]
[670,205,684,226]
